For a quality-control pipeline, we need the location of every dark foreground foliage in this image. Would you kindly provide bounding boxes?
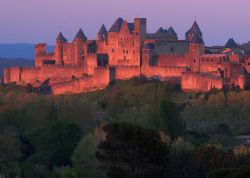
[96,123,169,178]
[0,79,250,177]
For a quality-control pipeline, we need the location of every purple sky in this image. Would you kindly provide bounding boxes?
[0,0,250,46]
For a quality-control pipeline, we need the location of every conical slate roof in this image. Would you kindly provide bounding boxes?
[74,28,87,41]
[156,27,169,34]
[127,23,134,32]
[98,24,107,35]
[156,27,177,35]
[109,17,124,32]
[156,27,164,33]
[186,21,204,44]
[225,38,238,48]
[186,21,202,35]
[56,32,68,43]
[168,26,177,35]
[98,24,108,40]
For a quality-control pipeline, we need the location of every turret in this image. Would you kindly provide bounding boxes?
[225,38,238,49]
[35,43,46,67]
[97,24,108,41]
[74,28,87,65]
[35,43,46,56]
[73,28,87,42]
[134,18,147,48]
[185,21,204,44]
[134,18,147,66]
[55,32,67,65]
[186,21,205,72]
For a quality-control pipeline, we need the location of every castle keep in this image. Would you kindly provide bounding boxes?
[4,18,250,94]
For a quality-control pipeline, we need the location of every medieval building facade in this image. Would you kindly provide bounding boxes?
[4,18,250,94]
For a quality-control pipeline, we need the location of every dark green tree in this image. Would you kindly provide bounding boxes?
[160,99,186,139]
[0,129,22,178]
[208,166,250,178]
[26,120,82,170]
[188,145,235,178]
[49,104,58,121]
[96,122,169,178]
[71,133,105,178]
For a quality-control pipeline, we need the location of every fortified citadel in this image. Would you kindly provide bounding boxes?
[4,18,250,94]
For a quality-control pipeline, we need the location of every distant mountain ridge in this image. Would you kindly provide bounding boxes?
[0,43,54,59]
[0,58,34,77]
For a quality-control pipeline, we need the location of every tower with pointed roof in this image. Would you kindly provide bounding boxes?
[186,21,205,71]
[55,32,68,65]
[185,21,204,44]
[225,38,238,49]
[97,24,108,54]
[97,24,108,41]
[74,28,87,42]
[74,28,87,65]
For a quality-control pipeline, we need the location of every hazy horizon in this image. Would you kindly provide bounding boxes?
[1,0,250,46]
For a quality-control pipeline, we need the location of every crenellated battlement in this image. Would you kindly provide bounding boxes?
[182,71,222,80]
[37,53,54,57]
[181,71,223,91]
[35,43,47,48]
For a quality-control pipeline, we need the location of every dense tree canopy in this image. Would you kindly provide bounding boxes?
[25,120,82,170]
[96,122,169,178]
[0,79,250,177]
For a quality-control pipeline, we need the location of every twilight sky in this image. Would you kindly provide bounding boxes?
[0,0,249,46]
